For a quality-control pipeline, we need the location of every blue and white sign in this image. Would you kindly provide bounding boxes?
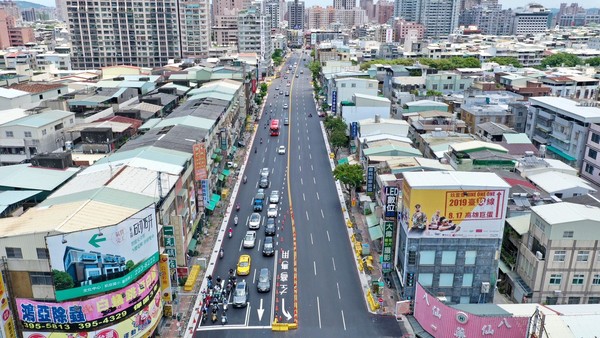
[350,122,358,139]
[201,179,210,205]
[332,90,337,114]
[366,166,375,193]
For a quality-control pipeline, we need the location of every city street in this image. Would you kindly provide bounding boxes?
[194,51,404,337]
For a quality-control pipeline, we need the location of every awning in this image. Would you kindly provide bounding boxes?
[366,214,380,228]
[498,260,510,274]
[212,167,218,174]
[546,145,576,161]
[368,225,384,240]
[205,201,217,211]
[211,153,217,159]
[222,169,231,177]
[218,174,225,181]
[188,238,198,252]
[211,193,221,203]
[338,157,349,165]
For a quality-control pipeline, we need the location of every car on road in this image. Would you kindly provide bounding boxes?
[262,236,274,256]
[265,218,276,236]
[257,268,271,293]
[259,177,269,188]
[279,90,284,95]
[283,104,288,109]
[285,91,289,96]
[257,188,265,194]
[243,231,257,248]
[249,213,261,229]
[284,118,289,125]
[260,167,270,178]
[236,255,251,276]
[278,145,286,154]
[275,87,279,90]
[269,190,280,204]
[300,70,304,74]
[296,74,299,78]
[267,204,278,218]
[286,82,290,87]
[232,280,249,307]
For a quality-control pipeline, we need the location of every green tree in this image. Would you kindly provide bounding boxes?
[260,83,268,95]
[333,163,364,191]
[126,260,135,271]
[308,61,322,80]
[586,57,600,67]
[324,116,347,136]
[540,52,583,68]
[426,90,443,97]
[488,57,522,68]
[330,130,348,156]
[52,270,74,290]
[272,49,283,66]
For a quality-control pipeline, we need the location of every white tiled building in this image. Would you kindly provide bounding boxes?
[582,123,600,186]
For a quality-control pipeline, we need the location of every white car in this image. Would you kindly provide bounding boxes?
[269,190,280,204]
[283,104,288,109]
[260,168,270,178]
[249,213,261,229]
[278,146,286,154]
[243,231,257,248]
[267,204,278,218]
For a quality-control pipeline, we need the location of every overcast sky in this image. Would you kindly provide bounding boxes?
[24,0,571,10]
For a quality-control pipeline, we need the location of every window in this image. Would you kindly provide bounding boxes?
[585,164,595,175]
[592,133,600,144]
[69,118,74,124]
[54,123,63,130]
[593,274,600,285]
[563,231,574,238]
[39,94,43,100]
[462,273,473,287]
[42,129,47,136]
[465,251,477,265]
[553,250,566,262]
[459,84,465,89]
[419,251,435,265]
[577,251,589,262]
[368,83,373,88]
[351,83,356,88]
[549,274,562,285]
[6,247,22,259]
[30,272,53,285]
[36,248,48,259]
[432,84,438,90]
[459,296,470,304]
[24,131,32,138]
[546,296,558,305]
[5,131,13,138]
[573,274,585,285]
[441,251,456,265]
[341,83,346,88]
[439,273,454,287]
[589,149,598,160]
[418,273,433,286]
[568,297,580,304]
[589,297,600,304]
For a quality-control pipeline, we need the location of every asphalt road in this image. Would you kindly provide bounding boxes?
[195,51,403,337]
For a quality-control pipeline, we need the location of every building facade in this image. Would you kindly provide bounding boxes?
[581,123,600,186]
[180,0,211,58]
[288,0,305,30]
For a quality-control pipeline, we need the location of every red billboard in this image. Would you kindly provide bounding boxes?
[414,283,530,337]
[193,143,207,181]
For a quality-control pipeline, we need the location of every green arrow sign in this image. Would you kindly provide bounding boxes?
[89,233,107,248]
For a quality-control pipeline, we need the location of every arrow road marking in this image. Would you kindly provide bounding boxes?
[257,298,265,321]
[282,298,292,320]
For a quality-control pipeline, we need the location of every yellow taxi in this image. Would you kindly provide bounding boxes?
[237,254,251,276]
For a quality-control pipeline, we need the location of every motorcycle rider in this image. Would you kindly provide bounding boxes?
[234,215,239,226]
[228,228,233,238]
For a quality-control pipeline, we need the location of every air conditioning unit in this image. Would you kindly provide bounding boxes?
[481,282,491,294]
[535,251,544,260]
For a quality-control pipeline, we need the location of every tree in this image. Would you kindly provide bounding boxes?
[333,163,364,191]
[426,90,443,97]
[324,116,347,136]
[540,52,583,68]
[586,57,600,67]
[488,57,522,68]
[330,130,348,156]
[308,61,322,80]
[260,83,268,95]
[52,270,74,290]
[272,49,283,66]
[126,260,135,271]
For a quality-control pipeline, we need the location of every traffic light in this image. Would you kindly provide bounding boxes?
[406,273,415,287]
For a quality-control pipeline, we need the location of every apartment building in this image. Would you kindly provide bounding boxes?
[306,6,336,30]
[513,4,551,35]
[288,0,305,31]
[237,5,273,77]
[419,0,460,37]
[68,0,182,69]
[425,72,474,94]
[526,97,600,168]
[212,15,239,46]
[265,0,281,28]
[180,0,211,58]
[581,123,600,186]
[515,202,600,305]
[329,77,378,112]
[335,8,367,28]
[541,75,599,100]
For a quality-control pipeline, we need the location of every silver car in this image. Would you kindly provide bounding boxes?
[269,190,280,204]
[233,280,249,308]
[249,213,261,230]
[257,268,271,293]
[243,231,256,248]
[260,168,269,178]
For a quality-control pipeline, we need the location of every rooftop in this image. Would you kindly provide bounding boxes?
[403,171,511,190]
[8,82,66,94]
[532,202,600,225]
[529,97,600,122]
[527,171,596,194]
[0,87,28,99]
[2,110,73,128]
[451,140,508,153]
[0,164,78,191]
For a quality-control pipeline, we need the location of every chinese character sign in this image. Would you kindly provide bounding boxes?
[366,167,375,193]
[331,90,337,114]
[382,221,394,273]
[158,254,172,302]
[384,186,399,219]
[350,122,358,139]
[400,187,508,239]
[414,283,529,338]
[193,143,207,181]
[0,271,17,338]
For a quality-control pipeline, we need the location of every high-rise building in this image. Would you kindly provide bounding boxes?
[461,4,514,35]
[394,0,419,22]
[394,0,460,37]
[335,8,367,28]
[212,15,239,46]
[265,0,281,28]
[287,0,305,30]
[68,0,183,69]
[307,6,336,30]
[55,0,68,22]
[374,0,394,24]
[359,0,374,22]
[513,4,551,35]
[238,3,273,76]
[180,0,211,58]
[334,0,356,10]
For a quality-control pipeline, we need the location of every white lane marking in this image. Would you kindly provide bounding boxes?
[252,268,257,283]
[313,261,317,275]
[341,310,347,331]
[321,209,324,218]
[298,154,301,160]
[257,238,262,252]
[332,257,336,271]
[316,192,320,200]
[262,157,265,163]
[299,166,302,173]
[239,238,243,251]
[308,144,310,150]
[309,153,312,160]
[306,210,309,221]
[337,282,341,299]
[311,164,313,171]
[327,230,330,242]
[310,233,313,245]
[270,250,279,322]
[274,156,277,163]
[317,296,322,329]
[303,193,305,201]
[300,177,303,184]
[313,177,316,184]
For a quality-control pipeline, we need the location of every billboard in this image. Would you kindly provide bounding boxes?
[0,271,17,338]
[22,288,162,338]
[400,182,508,239]
[331,90,337,114]
[414,283,529,337]
[16,265,159,332]
[192,143,207,181]
[46,205,159,301]
[158,254,172,302]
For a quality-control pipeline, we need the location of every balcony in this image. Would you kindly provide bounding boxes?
[537,110,555,121]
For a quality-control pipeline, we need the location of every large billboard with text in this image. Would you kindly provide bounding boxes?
[400,181,508,239]
[22,287,162,338]
[46,205,159,301]
[17,265,158,332]
[414,283,529,337]
[0,271,17,338]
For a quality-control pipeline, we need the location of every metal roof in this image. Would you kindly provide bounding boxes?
[530,97,600,122]
[403,171,511,190]
[503,133,532,144]
[528,171,596,194]
[532,202,600,226]
[120,124,207,154]
[2,110,73,128]
[0,190,42,213]
[0,164,79,191]
[506,214,531,235]
[155,116,215,130]
[0,87,28,98]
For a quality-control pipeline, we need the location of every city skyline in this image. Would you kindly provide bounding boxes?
[29,0,587,10]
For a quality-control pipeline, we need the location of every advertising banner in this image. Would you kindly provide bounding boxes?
[17,265,159,332]
[311,33,317,45]
[414,283,529,337]
[366,166,375,193]
[0,271,17,338]
[331,90,337,114]
[23,289,162,338]
[201,180,210,206]
[350,122,358,139]
[46,205,159,301]
[400,183,508,239]
[158,254,172,303]
[192,143,207,181]
[384,186,399,219]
